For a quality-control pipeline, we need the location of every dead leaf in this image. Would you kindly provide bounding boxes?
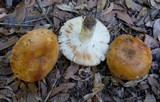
[96,0,107,18]
[27,83,37,93]
[0,27,9,35]
[144,34,159,49]
[15,2,26,23]
[148,75,160,96]
[139,81,149,90]
[76,0,97,10]
[123,75,148,87]
[0,36,18,51]
[56,3,76,12]
[102,2,114,15]
[153,18,160,40]
[113,11,134,25]
[137,7,149,20]
[79,68,93,79]
[51,83,75,96]
[64,63,79,79]
[125,0,142,11]
[149,0,160,9]
[26,92,39,102]
[40,0,53,7]
[40,81,48,98]
[51,93,70,102]
[0,94,11,102]
[113,3,126,11]
[152,48,160,61]
[144,93,156,102]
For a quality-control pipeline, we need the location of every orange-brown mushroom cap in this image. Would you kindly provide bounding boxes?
[106,34,152,80]
[10,29,59,82]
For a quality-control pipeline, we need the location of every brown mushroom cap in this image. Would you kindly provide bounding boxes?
[10,29,59,82]
[106,34,152,80]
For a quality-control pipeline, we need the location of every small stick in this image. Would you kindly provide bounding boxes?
[43,77,60,102]
[23,17,45,23]
[0,23,34,27]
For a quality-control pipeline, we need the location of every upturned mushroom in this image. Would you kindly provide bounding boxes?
[106,34,152,80]
[10,29,59,82]
[58,16,110,66]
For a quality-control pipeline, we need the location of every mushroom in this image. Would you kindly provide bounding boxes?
[10,29,59,82]
[58,16,110,66]
[106,34,152,80]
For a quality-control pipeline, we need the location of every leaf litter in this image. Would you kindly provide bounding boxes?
[0,0,160,102]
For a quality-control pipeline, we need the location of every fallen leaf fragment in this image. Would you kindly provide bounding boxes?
[152,48,160,61]
[15,1,26,23]
[125,0,142,11]
[153,18,160,40]
[83,73,104,101]
[56,3,78,13]
[51,83,75,96]
[144,34,159,49]
[0,36,18,51]
[102,2,114,15]
[96,0,107,18]
[148,75,160,96]
[149,0,160,9]
[64,63,79,79]
[144,93,156,102]
[111,11,134,25]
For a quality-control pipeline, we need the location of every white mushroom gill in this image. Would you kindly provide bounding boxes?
[58,16,110,66]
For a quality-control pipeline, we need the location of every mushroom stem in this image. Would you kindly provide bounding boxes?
[79,16,97,43]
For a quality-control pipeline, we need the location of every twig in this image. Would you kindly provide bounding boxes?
[35,0,54,30]
[22,17,45,23]
[0,23,34,27]
[43,77,60,102]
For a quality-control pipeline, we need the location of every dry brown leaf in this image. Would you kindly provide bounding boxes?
[113,11,134,25]
[123,75,148,87]
[79,68,93,79]
[155,0,160,3]
[0,28,9,35]
[148,75,160,96]
[0,12,6,19]
[125,0,142,11]
[51,83,75,96]
[102,2,114,15]
[96,0,107,18]
[27,83,37,93]
[10,80,21,92]
[144,34,159,49]
[144,93,156,102]
[149,0,160,9]
[137,7,148,20]
[52,93,70,102]
[113,3,126,11]
[56,3,76,12]
[76,0,97,10]
[51,86,65,96]
[0,36,18,51]
[152,48,160,61]
[52,6,73,30]
[15,2,26,23]
[64,63,79,79]
[40,0,53,7]
[153,18,160,40]
[40,81,48,98]
[26,92,39,102]
[0,94,11,102]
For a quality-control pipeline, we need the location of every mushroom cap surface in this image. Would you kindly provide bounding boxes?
[59,16,110,66]
[10,29,59,82]
[106,34,152,80]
